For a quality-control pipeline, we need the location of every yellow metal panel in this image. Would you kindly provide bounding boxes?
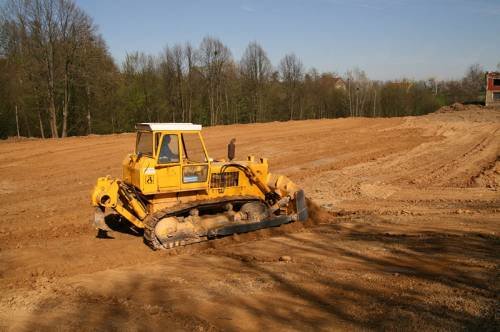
[157,165,181,191]
[114,204,145,228]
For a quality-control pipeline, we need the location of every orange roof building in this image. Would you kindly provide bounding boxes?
[485,72,500,106]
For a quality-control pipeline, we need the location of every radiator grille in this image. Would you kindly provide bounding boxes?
[210,172,239,188]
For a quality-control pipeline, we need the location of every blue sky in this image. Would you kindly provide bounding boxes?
[77,0,500,80]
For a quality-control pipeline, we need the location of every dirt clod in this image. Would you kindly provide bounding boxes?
[279,255,292,262]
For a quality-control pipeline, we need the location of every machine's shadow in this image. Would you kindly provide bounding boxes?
[96,213,143,239]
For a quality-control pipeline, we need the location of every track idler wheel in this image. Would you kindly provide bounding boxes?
[144,214,202,250]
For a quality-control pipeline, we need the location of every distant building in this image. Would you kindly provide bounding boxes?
[485,72,500,106]
[332,77,347,90]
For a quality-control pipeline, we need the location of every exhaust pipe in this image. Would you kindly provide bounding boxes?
[227,138,236,161]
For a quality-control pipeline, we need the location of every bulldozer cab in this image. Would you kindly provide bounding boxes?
[128,123,210,194]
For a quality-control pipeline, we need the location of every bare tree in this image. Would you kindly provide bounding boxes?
[58,0,93,137]
[163,44,186,121]
[123,52,161,122]
[199,36,232,126]
[279,53,303,120]
[240,41,272,122]
[345,68,371,117]
[184,43,197,122]
[462,63,485,102]
[2,0,98,138]
[184,42,196,122]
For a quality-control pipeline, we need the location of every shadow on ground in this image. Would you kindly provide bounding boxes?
[22,214,499,331]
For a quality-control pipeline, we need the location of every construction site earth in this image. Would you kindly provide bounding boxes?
[0,104,499,331]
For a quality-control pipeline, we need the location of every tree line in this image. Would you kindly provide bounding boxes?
[0,0,495,139]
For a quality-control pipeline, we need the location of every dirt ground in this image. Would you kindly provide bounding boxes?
[0,108,499,331]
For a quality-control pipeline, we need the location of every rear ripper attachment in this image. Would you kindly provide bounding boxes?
[90,122,308,250]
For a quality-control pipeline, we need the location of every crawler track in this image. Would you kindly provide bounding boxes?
[143,196,263,250]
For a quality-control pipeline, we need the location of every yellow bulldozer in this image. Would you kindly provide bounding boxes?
[91,123,307,250]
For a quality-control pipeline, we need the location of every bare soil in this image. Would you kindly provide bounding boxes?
[0,108,499,331]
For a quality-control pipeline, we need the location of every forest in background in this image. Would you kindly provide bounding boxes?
[0,0,497,139]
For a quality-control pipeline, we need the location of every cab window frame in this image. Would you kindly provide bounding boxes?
[135,131,154,157]
[156,133,181,165]
[179,132,209,184]
[180,132,209,164]
[154,132,162,157]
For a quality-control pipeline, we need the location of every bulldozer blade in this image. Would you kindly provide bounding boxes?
[296,189,308,221]
[206,215,293,239]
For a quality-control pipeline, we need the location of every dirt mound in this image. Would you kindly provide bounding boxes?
[470,157,500,189]
[435,102,483,113]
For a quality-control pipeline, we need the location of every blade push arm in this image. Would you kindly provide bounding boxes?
[91,176,147,230]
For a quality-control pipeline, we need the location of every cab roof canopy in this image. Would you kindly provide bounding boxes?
[135,123,202,131]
